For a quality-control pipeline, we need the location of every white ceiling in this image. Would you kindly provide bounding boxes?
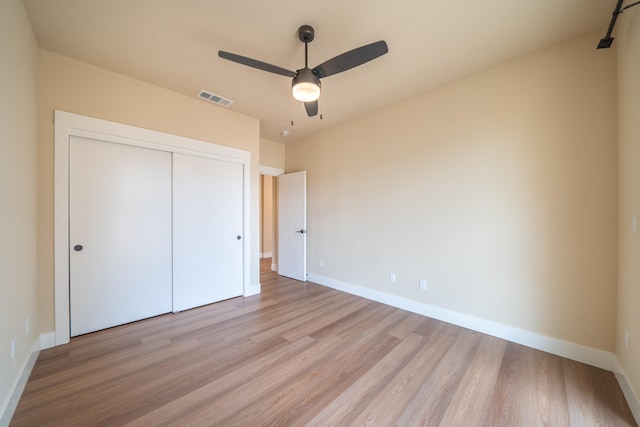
[23,0,615,143]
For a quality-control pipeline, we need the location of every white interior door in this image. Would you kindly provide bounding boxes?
[278,171,307,281]
[69,137,173,336]
[173,153,244,311]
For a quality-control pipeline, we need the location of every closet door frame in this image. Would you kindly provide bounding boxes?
[54,110,251,346]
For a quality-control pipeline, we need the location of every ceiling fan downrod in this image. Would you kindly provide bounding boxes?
[298,25,314,68]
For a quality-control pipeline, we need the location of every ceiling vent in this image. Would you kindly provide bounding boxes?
[198,90,233,107]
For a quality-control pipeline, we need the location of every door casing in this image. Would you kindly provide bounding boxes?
[54,110,252,345]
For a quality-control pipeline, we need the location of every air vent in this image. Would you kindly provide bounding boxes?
[198,90,234,107]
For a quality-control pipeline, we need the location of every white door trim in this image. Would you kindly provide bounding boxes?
[54,110,252,346]
[259,165,284,176]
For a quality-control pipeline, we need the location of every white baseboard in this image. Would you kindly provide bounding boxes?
[38,332,56,351]
[271,263,277,272]
[308,273,615,371]
[613,357,640,425]
[0,339,41,427]
[245,283,261,297]
[260,252,273,259]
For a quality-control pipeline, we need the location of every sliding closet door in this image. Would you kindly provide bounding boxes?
[69,137,173,336]
[173,153,244,312]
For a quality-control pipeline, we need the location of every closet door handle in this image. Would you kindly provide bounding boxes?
[74,244,83,252]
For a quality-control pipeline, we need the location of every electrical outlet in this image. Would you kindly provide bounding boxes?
[320,259,324,267]
[625,330,629,350]
[11,338,16,359]
[389,273,396,283]
[419,279,427,290]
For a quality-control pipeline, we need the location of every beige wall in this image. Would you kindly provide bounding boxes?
[260,138,286,170]
[36,50,261,334]
[287,32,618,351]
[0,0,39,416]
[617,6,640,405]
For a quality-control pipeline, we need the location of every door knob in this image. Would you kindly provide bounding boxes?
[237,235,242,240]
[73,244,83,252]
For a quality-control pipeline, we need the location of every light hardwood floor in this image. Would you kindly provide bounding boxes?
[11,259,636,426]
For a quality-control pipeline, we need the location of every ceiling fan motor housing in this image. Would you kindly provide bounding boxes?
[292,67,321,102]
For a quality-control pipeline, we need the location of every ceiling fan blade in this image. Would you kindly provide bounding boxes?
[312,40,388,79]
[304,100,318,117]
[218,51,297,78]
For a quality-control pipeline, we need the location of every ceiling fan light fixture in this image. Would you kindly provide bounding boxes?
[292,68,321,102]
[292,82,320,102]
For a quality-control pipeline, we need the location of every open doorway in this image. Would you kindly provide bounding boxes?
[260,174,278,272]
[259,166,283,277]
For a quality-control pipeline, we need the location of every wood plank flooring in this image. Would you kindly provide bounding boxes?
[11,259,636,426]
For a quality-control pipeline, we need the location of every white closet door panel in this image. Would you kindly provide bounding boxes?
[173,153,243,311]
[69,137,173,336]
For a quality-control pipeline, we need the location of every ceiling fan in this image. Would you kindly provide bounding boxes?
[218,25,388,117]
